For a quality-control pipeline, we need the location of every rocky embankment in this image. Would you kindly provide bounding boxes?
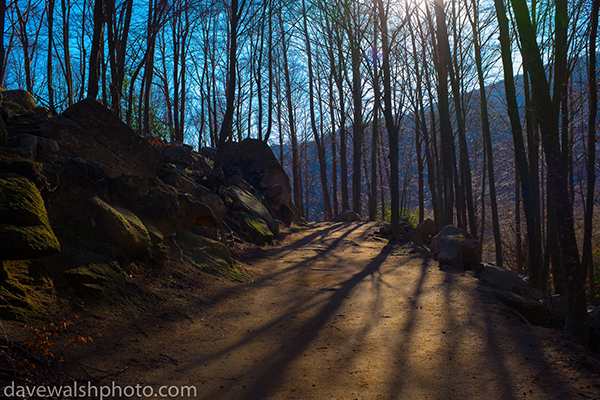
[0,89,299,321]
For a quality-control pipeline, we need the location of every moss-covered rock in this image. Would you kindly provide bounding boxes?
[0,260,59,321]
[55,248,160,308]
[234,211,274,245]
[0,173,60,260]
[90,197,151,257]
[175,230,247,282]
[0,89,50,124]
[223,185,279,237]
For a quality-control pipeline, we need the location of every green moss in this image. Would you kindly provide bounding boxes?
[0,173,46,225]
[0,260,59,322]
[56,248,159,309]
[0,174,60,260]
[234,211,274,246]
[0,223,61,259]
[175,230,248,282]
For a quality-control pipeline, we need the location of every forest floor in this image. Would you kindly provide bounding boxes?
[5,221,600,399]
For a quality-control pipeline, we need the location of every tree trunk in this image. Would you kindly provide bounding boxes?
[432,0,455,227]
[494,0,543,289]
[213,0,243,186]
[88,0,104,99]
[510,0,587,343]
[582,0,599,304]
[46,0,55,114]
[302,0,332,221]
[369,0,380,222]
[61,0,73,106]
[467,4,502,266]
[278,6,302,215]
[377,0,400,241]
[0,0,5,85]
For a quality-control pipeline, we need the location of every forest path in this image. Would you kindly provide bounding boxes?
[68,222,600,399]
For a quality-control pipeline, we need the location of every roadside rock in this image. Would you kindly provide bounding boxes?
[0,173,60,260]
[334,210,362,222]
[417,218,438,237]
[234,211,274,245]
[478,263,533,299]
[0,117,6,146]
[496,290,549,327]
[402,229,423,246]
[223,185,279,237]
[431,225,481,269]
[90,197,151,257]
[543,294,569,321]
[158,166,225,223]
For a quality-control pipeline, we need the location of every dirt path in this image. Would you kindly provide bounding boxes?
[62,222,599,399]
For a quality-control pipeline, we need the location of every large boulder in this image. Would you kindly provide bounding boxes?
[223,185,279,237]
[234,211,274,245]
[220,139,298,225]
[138,180,222,229]
[36,99,163,195]
[431,225,481,269]
[90,197,151,257]
[0,173,61,260]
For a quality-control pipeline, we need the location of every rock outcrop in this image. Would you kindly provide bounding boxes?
[0,91,298,321]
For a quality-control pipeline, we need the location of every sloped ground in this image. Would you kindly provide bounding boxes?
[4,222,600,399]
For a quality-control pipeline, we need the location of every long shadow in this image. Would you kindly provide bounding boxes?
[61,222,366,392]
[146,222,373,389]
[384,256,431,398]
[233,244,391,400]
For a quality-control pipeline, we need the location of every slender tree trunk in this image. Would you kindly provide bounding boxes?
[302,0,332,220]
[467,5,502,266]
[582,0,599,304]
[377,0,400,241]
[369,0,380,222]
[494,0,543,288]
[432,0,455,227]
[15,4,33,93]
[0,0,6,85]
[349,12,364,215]
[61,0,73,105]
[213,0,243,185]
[334,33,350,212]
[88,0,104,99]
[264,0,274,143]
[46,0,55,113]
[278,6,302,214]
